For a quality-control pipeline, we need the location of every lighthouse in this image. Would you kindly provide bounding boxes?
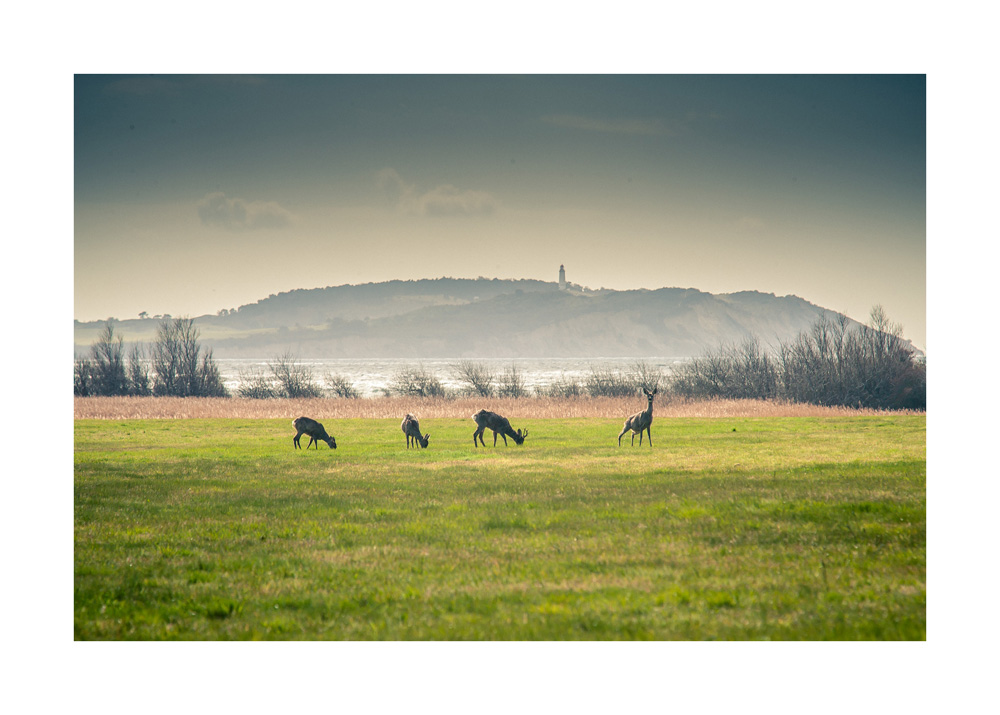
[559,264,566,290]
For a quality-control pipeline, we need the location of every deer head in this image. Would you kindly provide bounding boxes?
[421,433,430,448]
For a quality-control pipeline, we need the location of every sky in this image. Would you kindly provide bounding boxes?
[75,74,926,348]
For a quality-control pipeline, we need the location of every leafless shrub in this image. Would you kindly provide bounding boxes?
[538,375,583,397]
[671,307,924,410]
[672,336,778,401]
[324,372,361,399]
[496,364,528,398]
[127,344,152,396]
[630,360,665,394]
[453,360,495,397]
[198,349,228,397]
[585,365,635,397]
[268,351,322,398]
[237,366,277,399]
[387,365,447,398]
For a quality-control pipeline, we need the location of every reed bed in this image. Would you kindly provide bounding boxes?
[74,395,924,420]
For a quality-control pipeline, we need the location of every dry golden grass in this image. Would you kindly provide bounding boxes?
[73,395,924,420]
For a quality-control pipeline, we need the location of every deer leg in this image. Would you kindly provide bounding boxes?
[493,431,498,447]
[631,432,636,446]
[501,433,508,446]
[294,432,302,449]
[646,426,652,446]
[638,430,643,446]
[308,437,316,449]
[474,429,483,447]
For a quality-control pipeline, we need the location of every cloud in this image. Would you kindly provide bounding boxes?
[196,192,294,231]
[377,169,498,217]
[541,114,671,136]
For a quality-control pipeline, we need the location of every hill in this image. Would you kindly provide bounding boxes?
[74,278,885,358]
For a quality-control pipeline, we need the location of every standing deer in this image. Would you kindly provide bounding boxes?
[472,409,528,447]
[618,388,657,446]
[293,416,337,450]
[401,414,430,448]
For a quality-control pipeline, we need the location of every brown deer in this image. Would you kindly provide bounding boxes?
[293,416,337,450]
[401,413,430,448]
[618,388,657,446]
[472,409,528,447]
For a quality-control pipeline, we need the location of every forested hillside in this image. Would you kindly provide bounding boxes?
[75,278,921,359]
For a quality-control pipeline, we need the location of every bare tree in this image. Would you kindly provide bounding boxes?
[127,344,152,396]
[198,348,228,397]
[323,372,361,399]
[151,319,182,396]
[152,317,228,397]
[454,360,495,397]
[672,307,924,410]
[74,356,96,396]
[91,321,129,396]
[585,365,635,397]
[388,366,446,398]
[496,363,527,398]
[268,351,321,398]
[538,375,582,397]
[237,366,277,399]
[630,360,664,394]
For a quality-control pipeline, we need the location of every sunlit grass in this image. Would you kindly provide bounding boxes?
[75,415,925,640]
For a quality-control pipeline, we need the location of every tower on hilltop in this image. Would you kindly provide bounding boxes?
[559,264,566,290]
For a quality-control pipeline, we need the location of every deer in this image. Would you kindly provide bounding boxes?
[401,414,430,448]
[472,409,528,447]
[293,416,337,450]
[618,387,657,447]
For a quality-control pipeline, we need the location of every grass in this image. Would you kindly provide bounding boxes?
[74,414,925,640]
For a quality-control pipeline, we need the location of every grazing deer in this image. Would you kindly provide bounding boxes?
[618,388,657,446]
[472,409,528,447]
[293,416,337,450]
[401,414,430,448]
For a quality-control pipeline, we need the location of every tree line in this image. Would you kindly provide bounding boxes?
[75,306,925,410]
[74,318,227,397]
[669,306,925,410]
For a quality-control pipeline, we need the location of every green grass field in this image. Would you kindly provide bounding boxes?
[74,415,925,640]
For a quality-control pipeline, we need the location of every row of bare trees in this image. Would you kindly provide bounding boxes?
[670,306,925,410]
[74,319,228,397]
[227,359,664,400]
[76,307,924,409]
[235,352,361,399]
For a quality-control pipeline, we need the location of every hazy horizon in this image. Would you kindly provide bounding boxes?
[75,75,926,349]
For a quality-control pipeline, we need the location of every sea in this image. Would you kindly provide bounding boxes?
[215,357,690,397]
